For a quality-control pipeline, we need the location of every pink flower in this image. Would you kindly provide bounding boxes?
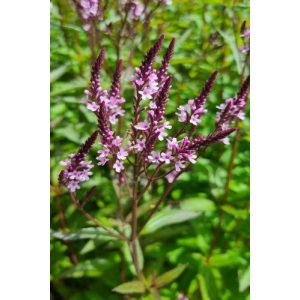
[175,160,185,172]
[160,151,174,164]
[187,153,197,164]
[150,101,157,109]
[157,121,172,141]
[176,106,188,122]
[190,114,200,125]
[67,181,80,192]
[117,148,128,160]
[240,44,250,53]
[188,99,196,110]
[87,101,100,111]
[112,136,123,147]
[134,120,150,131]
[241,27,250,39]
[135,78,144,86]
[113,160,124,173]
[109,108,125,124]
[135,138,146,152]
[97,148,110,158]
[167,137,179,150]
[237,111,245,120]
[166,170,178,183]
[148,151,161,164]
[221,137,230,145]
[60,159,71,167]
[139,88,155,100]
[77,169,93,181]
[99,93,109,103]
[97,156,109,166]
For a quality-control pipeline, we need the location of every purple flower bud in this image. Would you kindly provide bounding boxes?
[157,38,176,83]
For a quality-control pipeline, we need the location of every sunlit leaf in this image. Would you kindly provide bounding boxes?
[59,258,112,278]
[154,264,187,288]
[239,266,250,292]
[112,281,145,294]
[50,64,70,83]
[51,227,117,241]
[142,209,201,234]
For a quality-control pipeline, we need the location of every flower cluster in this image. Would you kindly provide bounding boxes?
[59,35,249,192]
[83,50,126,125]
[59,131,98,192]
[176,71,218,126]
[73,0,102,31]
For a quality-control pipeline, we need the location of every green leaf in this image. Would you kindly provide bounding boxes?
[197,274,211,300]
[180,198,216,213]
[59,258,113,278]
[50,64,70,83]
[217,29,242,74]
[123,240,144,275]
[51,227,117,241]
[55,126,81,144]
[154,264,187,288]
[221,204,248,219]
[239,266,250,292]
[208,251,240,267]
[112,281,145,294]
[142,209,201,234]
[50,81,87,97]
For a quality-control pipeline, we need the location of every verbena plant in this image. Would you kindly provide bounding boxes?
[58,34,249,296]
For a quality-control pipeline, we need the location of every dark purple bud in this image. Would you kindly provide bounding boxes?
[205,128,237,145]
[237,76,250,101]
[90,48,106,99]
[145,130,160,154]
[240,21,247,36]
[153,76,173,122]
[78,130,99,156]
[140,34,165,75]
[110,59,122,98]
[157,38,176,82]
[97,102,113,144]
[194,71,218,107]
[216,99,233,128]
[58,170,68,186]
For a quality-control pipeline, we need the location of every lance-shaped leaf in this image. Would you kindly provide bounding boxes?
[153,264,188,288]
[51,227,117,241]
[141,209,201,234]
[112,281,145,294]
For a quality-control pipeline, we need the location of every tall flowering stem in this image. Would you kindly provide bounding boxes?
[59,36,249,282]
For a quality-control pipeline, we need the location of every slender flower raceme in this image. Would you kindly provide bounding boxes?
[216,77,250,130]
[59,131,98,192]
[176,71,218,127]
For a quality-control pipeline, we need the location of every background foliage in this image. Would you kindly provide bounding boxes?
[50,0,250,299]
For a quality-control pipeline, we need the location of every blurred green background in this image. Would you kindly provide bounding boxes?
[50,0,250,299]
